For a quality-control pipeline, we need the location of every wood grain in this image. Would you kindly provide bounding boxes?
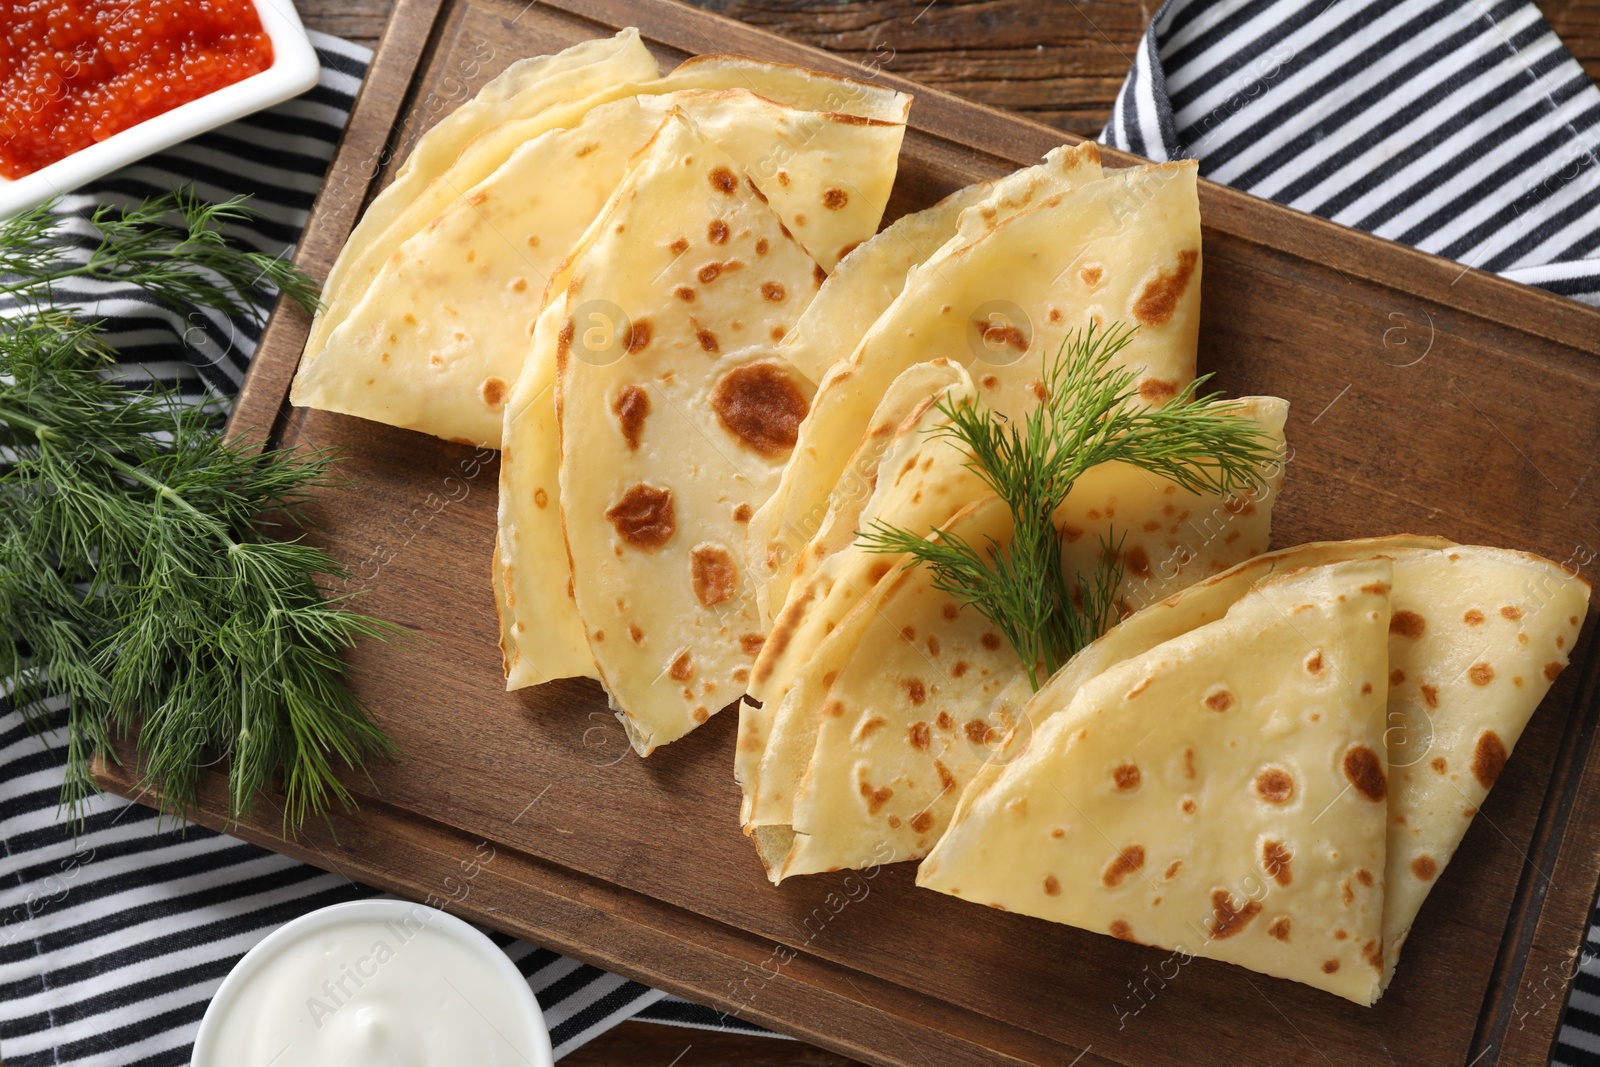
[104,2,1600,1065]
[562,1022,860,1065]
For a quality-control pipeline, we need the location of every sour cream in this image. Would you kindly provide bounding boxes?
[193,899,551,1067]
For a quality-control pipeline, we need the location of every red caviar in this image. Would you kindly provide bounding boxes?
[0,0,274,179]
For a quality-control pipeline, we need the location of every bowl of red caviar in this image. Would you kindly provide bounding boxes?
[0,0,320,215]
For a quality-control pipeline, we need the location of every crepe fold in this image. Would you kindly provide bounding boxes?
[484,90,909,688]
[741,395,1289,879]
[292,49,910,448]
[916,539,1589,1002]
[747,154,1201,628]
[554,112,828,754]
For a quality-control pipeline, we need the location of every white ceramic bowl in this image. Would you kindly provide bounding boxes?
[0,0,322,218]
[192,898,553,1067]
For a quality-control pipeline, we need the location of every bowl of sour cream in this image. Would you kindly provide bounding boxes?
[193,898,552,1067]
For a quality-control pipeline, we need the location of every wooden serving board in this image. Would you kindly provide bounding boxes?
[94,0,1600,1063]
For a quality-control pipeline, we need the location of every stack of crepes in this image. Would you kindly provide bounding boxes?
[919,539,1588,1003]
[287,30,1592,1005]
[730,113,1294,880]
[290,30,916,748]
[291,28,1291,765]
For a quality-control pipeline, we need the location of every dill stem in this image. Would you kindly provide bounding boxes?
[0,402,53,439]
[0,262,112,305]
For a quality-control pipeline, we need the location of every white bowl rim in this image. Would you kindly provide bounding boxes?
[191,897,554,1066]
[0,0,323,217]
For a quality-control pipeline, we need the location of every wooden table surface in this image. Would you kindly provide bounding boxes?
[282,2,1600,1063]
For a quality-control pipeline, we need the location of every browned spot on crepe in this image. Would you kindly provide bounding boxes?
[625,318,652,353]
[1102,845,1145,888]
[710,362,809,456]
[1132,249,1198,326]
[1343,745,1387,801]
[612,385,650,450]
[1262,840,1292,887]
[859,781,893,814]
[1390,610,1426,638]
[605,484,675,550]
[690,544,737,607]
[1255,767,1293,803]
[1209,889,1262,939]
[1472,730,1507,788]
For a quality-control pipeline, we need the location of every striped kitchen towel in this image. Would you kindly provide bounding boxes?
[1104,0,1600,306]
[1101,1,1600,1062]
[0,32,754,1065]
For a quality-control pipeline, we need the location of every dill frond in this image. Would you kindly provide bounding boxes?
[0,193,394,831]
[861,323,1278,690]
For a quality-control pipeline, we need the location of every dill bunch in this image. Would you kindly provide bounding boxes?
[861,323,1279,690]
[0,192,397,829]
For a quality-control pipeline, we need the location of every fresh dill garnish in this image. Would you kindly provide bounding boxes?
[860,322,1279,690]
[0,191,397,830]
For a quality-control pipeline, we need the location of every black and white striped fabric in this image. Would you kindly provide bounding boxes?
[1103,2,1600,1062]
[1104,0,1600,306]
[0,33,758,1065]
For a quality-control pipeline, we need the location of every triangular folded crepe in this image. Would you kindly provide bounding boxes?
[748,398,1289,879]
[748,142,1111,618]
[733,358,969,821]
[300,53,910,390]
[556,112,824,753]
[1377,545,1588,979]
[494,298,591,687]
[953,537,1590,990]
[293,88,905,448]
[762,496,1022,876]
[309,30,661,367]
[919,558,1398,1005]
[492,86,903,685]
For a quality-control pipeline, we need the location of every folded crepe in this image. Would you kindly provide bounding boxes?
[491,85,905,685]
[740,154,1209,828]
[747,397,1289,880]
[302,46,909,378]
[293,86,906,448]
[495,298,591,687]
[307,30,661,369]
[556,112,825,753]
[733,359,971,824]
[754,496,1022,876]
[748,142,1112,619]
[919,558,1398,1005]
[927,537,1589,996]
[774,141,1103,388]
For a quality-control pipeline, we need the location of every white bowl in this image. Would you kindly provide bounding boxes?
[0,0,322,218]
[192,898,554,1067]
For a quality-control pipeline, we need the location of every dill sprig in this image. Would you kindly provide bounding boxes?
[0,193,397,830]
[0,190,322,314]
[860,322,1278,690]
